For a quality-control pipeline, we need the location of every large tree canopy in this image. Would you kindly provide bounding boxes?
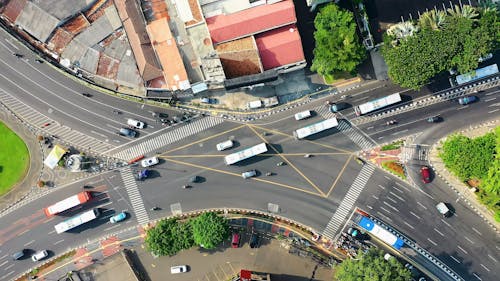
[311,4,366,76]
[383,5,499,89]
[190,212,229,249]
[145,218,194,256]
[334,248,412,281]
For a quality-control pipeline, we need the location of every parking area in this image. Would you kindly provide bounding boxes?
[132,234,333,281]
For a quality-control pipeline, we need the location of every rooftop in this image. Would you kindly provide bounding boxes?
[206,0,296,44]
[255,25,305,70]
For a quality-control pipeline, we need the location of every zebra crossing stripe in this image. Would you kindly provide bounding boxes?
[322,164,375,239]
[120,167,149,225]
[314,105,375,150]
[111,117,224,160]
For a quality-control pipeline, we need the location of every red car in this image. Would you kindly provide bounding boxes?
[231,233,240,248]
[421,166,431,183]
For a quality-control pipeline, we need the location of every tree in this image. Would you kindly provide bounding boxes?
[334,248,412,281]
[311,4,366,77]
[145,218,193,256]
[190,212,229,249]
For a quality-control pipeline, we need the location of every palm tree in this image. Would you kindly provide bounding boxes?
[387,21,419,39]
[419,10,447,30]
[447,5,479,20]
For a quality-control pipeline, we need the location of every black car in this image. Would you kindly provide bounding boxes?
[427,116,441,123]
[190,176,201,183]
[249,233,259,248]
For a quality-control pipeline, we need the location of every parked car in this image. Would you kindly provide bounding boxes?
[420,166,431,183]
[12,250,26,260]
[110,212,127,223]
[241,170,257,179]
[458,96,478,105]
[330,102,349,112]
[249,233,259,248]
[141,157,159,167]
[31,250,48,262]
[201,97,217,104]
[170,265,188,274]
[119,128,137,138]
[231,233,240,248]
[127,118,145,129]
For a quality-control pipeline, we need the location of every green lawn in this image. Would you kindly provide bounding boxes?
[0,122,29,196]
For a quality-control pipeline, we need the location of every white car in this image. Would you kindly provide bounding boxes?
[242,170,257,179]
[141,157,159,167]
[127,118,145,129]
[32,250,48,262]
[216,140,234,151]
[170,265,187,274]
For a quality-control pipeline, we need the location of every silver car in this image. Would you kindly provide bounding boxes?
[241,170,257,179]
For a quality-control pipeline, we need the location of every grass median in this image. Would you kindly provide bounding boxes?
[0,122,29,196]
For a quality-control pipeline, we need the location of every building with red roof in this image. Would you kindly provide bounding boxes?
[255,25,305,71]
[206,0,297,45]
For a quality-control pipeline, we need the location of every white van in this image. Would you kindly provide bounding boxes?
[436,202,451,217]
[127,118,145,129]
[170,265,187,274]
[294,110,312,121]
[216,140,234,151]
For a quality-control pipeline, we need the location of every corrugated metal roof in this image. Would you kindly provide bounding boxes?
[206,0,296,44]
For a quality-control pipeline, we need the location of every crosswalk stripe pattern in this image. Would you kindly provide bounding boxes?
[111,117,224,160]
[120,167,149,225]
[322,163,375,240]
[315,105,375,150]
[0,90,115,153]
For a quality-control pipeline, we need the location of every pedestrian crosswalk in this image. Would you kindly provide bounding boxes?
[120,167,149,225]
[315,105,375,150]
[109,117,224,160]
[401,145,428,162]
[0,90,115,154]
[322,163,375,240]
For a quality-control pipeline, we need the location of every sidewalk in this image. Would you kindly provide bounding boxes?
[428,119,500,232]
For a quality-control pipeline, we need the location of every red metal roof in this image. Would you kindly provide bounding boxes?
[255,25,305,70]
[206,0,296,44]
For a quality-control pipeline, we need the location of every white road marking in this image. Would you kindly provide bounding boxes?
[384,176,390,180]
[464,236,474,244]
[457,245,468,254]
[427,238,437,246]
[450,255,461,264]
[392,129,408,135]
[48,230,56,235]
[4,264,14,270]
[367,126,373,130]
[23,240,35,246]
[380,206,391,214]
[383,201,399,212]
[0,260,8,267]
[5,38,19,49]
[488,109,499,114]
[97,201,113,208]
[378,136,384,140]
[395,182,410,192]
[389,191,405,202]
[410,211,421,219]
[457,105,469,110]
[440,219,452,228]
[53,239,64,245]
[4,270,14,277]
[378,184,386,190]
[471,227,482,236]
[417,201,427,209]
[480,264,490,272]
[433,228,445,237]
[104,224,120,232]
[487,254,497,263]
[386,196,397,204]
[366,205,373,209]
[403,221,414,229]
[472,273,482,280]
[0,254,6,260]
[484,97,496,102]
[372,195,379,200]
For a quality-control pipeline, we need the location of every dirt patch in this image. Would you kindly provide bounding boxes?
[466,178,481,188]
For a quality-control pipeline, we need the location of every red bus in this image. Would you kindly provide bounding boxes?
[44,191,91,217]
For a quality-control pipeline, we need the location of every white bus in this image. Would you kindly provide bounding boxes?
[224,143,267,165]
[54,209,100,234]
[354,93,402,116]
[293,118,338,139]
